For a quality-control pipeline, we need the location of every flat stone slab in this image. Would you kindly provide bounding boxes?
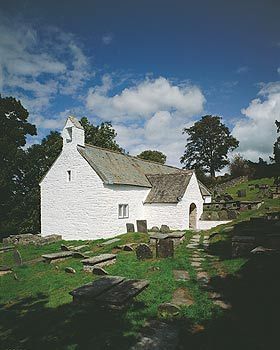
[81,254,116,266]
[172,288,194,307]
[173,270,190,281]
[191,261,201,268]
[42,251,74,262]
[191,257,205,262]
[96,279,149,306]
[0,245,14,252]
[208,292,222,300]
[149,233,169,240]
[166,232,185,239]
[197,271,209,284]
[100,238,121,246]
[70,276,125,301]
[158,303,180,317]
[186,244,199,248]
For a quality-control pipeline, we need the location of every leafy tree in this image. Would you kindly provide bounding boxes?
[80,117,124,152]
[181,115,239,177]
[19,132,62,233]
[271,120,280,184]
[229,154,251,178]
[0,95,36,235]
[137,150,167,164]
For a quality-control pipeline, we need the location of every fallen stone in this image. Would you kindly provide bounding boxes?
[158,303,180,317]
[0,245,14,252]
[100,238,121,246]
[72,252,88,259]
[72,244,89,251]
[42,251,74,263]
[186,244,199,248]
[160,225,170,233]
[172,288,194,307]
[191,257,204,262]
[65,267,76,274]
[136,244,153,260]
[92,266,108,275]
[208,292,222,300]
[81,254,116,266]
[173,270,190,281]
[191,261,201,268]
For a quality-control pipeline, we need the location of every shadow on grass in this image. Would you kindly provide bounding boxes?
[177,252,280,350]
[0,294,139,350]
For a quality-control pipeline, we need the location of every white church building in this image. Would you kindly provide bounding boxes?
[40,116,212,240]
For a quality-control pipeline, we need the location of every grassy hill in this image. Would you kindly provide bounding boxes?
[0,177,279,349]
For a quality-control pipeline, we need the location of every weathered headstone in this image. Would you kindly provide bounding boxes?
[151,226,160,232]
[160,225,170,233]
[126,223,135,233]
[237,189,246,197]
[13,249,22,266]
[136,220,148,233]
[156,239,174,258]
[136,243,153,260]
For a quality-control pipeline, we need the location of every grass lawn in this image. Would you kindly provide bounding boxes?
[0,177,279,349]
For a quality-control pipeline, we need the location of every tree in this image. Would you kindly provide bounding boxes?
[137,150,167,164]
[0,95,36,235]
[181,115,239,177]
[271,120,280,184]
[80,117,124,152]
[229,154,250,178]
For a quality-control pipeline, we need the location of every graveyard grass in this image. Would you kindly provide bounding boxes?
[0,177,280,349]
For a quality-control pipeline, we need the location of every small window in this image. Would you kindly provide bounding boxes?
[118,204,129,218]
[66,127,73,143]
[67,170,71,182]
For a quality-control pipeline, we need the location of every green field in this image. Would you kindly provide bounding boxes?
[0,177,279,349]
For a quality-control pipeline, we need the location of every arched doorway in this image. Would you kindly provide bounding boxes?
[189,203,197,229]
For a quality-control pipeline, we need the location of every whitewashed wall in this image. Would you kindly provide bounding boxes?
[41,118,204,240]
[144,173,204,230]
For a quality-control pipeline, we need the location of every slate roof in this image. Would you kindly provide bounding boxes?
[198,180,212,196]
[77,144,184,187]
[144,173,193,203]
[67,116,84,130]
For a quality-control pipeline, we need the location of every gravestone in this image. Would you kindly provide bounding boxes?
[210,211,220,221]
[136,220,148,233]
[126,223,135,233]
[160,225,170,233]
[13,249,22,266]
[65,267,76,274]
[156,239,174,258]
[136,244,153,260]
[151,226,160,232]
[237,189,246,197]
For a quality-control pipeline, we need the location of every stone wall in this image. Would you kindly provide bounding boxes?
[212,176,248,194]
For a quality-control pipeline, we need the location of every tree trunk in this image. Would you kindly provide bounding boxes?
[210,168,215,178]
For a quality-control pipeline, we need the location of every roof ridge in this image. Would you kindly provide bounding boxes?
[83,143,185,171]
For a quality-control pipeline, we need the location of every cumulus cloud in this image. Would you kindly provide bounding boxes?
[86,76,206,166]
[232,81,280,161]
[0,16,91,126]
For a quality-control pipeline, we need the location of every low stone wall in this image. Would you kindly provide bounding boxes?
[3,233,62,246]
[212,176,248,194]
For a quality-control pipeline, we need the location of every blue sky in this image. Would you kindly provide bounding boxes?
[0,0,279,166]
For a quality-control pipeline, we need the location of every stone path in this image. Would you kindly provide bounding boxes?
[186,232,232,310]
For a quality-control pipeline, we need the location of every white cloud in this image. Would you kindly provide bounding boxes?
[277,67,280,74]
[0,17,91,126]
[86,76,205,121]
[232,81,280,161]
[85,76,205,166]
[102,33,113,45]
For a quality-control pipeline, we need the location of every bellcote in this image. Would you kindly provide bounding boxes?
[62,116,85,148]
